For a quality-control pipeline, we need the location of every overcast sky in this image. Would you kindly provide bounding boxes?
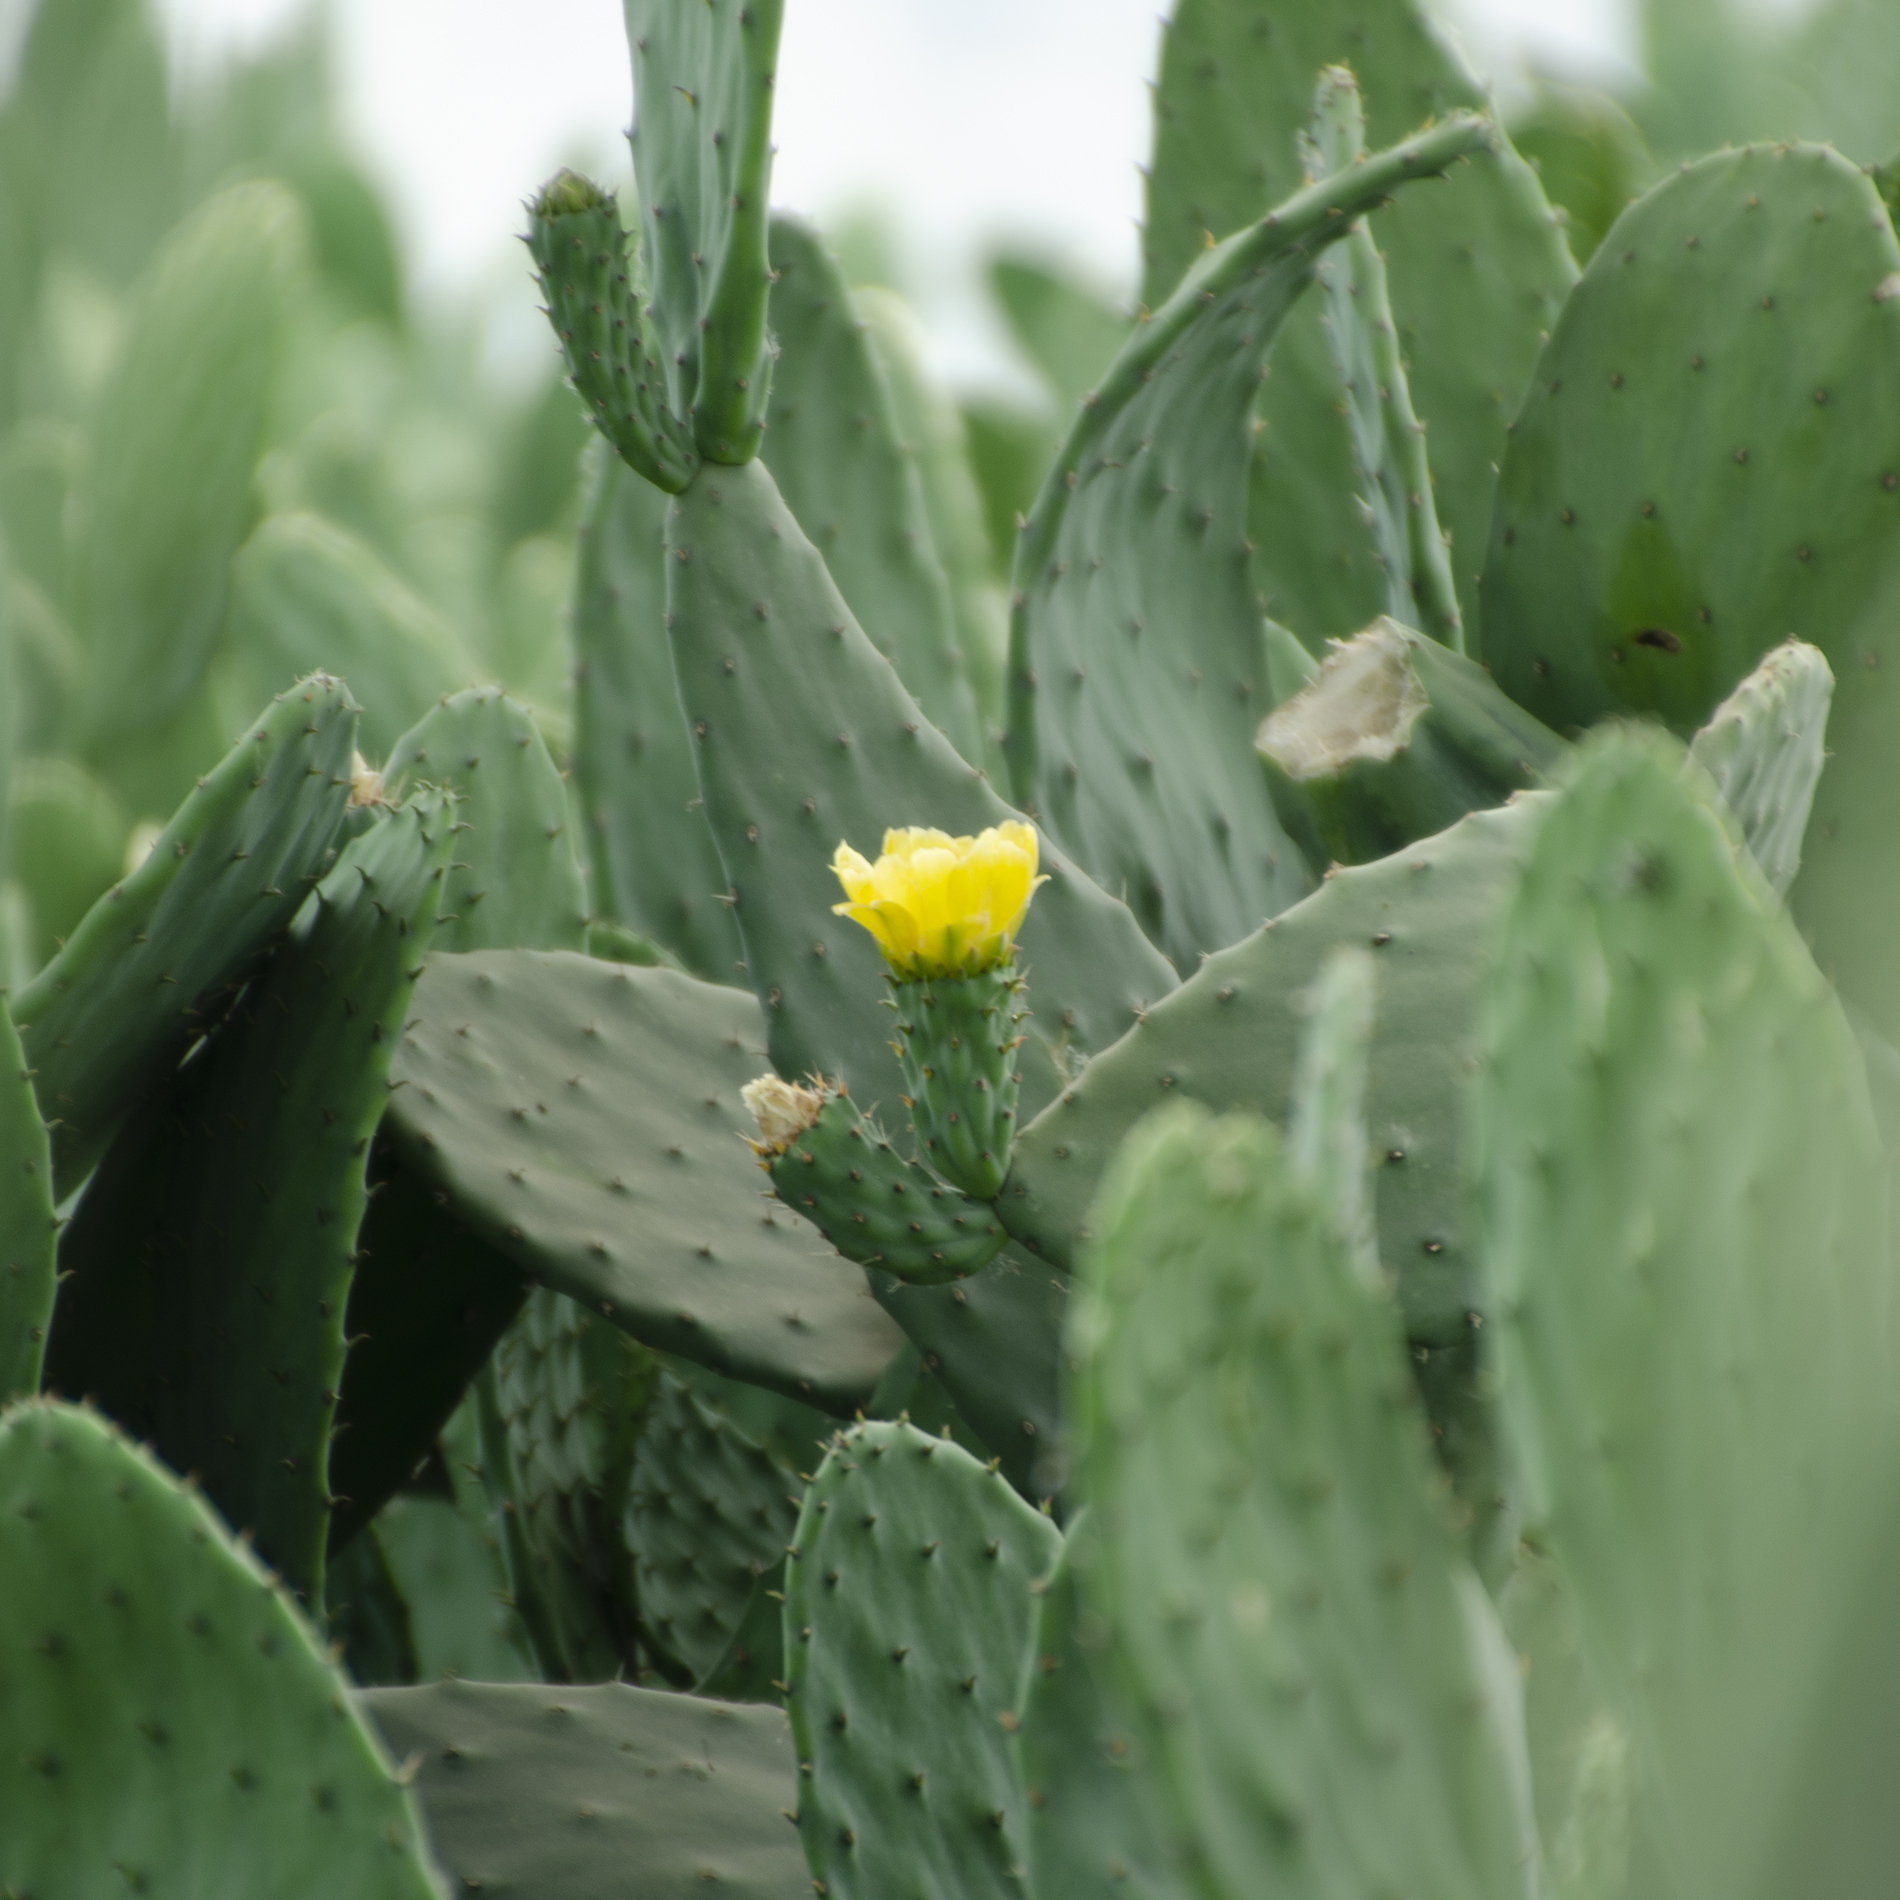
[5,0,1733,389]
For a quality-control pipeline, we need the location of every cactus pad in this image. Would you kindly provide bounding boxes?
[1008,126,1499,970]
[784,1418,1062,1900]
[326,1144,527,1552]
[1476,143,1900,1046]
[625,1369,798,1684]
[764,217,984,763]
[363,1677,805,1898]
[571,445,744,981]
[0,1400,443,1898]
[382,685,588,954]
[1303,69,1464,650]
[1144,0,1574,645]
[1686,639,1833,902]
[489,1287,651,1683]
[1471,729,1893,1898]
[384,949,902,1413]
[1012,1512,1187,1900]
[527,169,697,493]
[44,792,454,1600]
[15,673,356,1188]
[624,0,782,464]
[1258,617,1568,868]
[1006,794,1545,1344]
[868,1250,1072,1498]
[1069,1102,1537,1900]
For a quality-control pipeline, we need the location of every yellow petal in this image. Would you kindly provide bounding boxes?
[831,842,877,906]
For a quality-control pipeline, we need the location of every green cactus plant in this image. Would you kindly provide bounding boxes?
[325,1143,527,1552]
[754,1083,1010,1283]
[19,0,1900,1892]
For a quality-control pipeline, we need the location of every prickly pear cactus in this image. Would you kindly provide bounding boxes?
[19,0,1900,1892]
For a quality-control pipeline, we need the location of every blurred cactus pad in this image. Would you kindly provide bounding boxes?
[8,0,1900,1893]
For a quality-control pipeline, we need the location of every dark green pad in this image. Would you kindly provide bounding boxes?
[326,1142,527,1552]
[526,169,697,492]
[1006,795,1544,1344]
[662,454,1176,1122]
[44,792,453,1600]
[625,1369,798,1684]
[869,1250,1072,1500]
[1144,0,1574,646]
[487,1287,652,1684]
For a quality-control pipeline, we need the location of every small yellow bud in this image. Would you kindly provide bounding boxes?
[829,821,1047,980]
[742,1073,827,1156]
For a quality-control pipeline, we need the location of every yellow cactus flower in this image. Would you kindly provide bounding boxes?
[830,821,1047,979]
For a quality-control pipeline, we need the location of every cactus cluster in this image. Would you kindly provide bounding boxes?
[9,0,1900,1892]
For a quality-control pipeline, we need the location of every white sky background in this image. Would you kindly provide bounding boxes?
[9,0,1822,393]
